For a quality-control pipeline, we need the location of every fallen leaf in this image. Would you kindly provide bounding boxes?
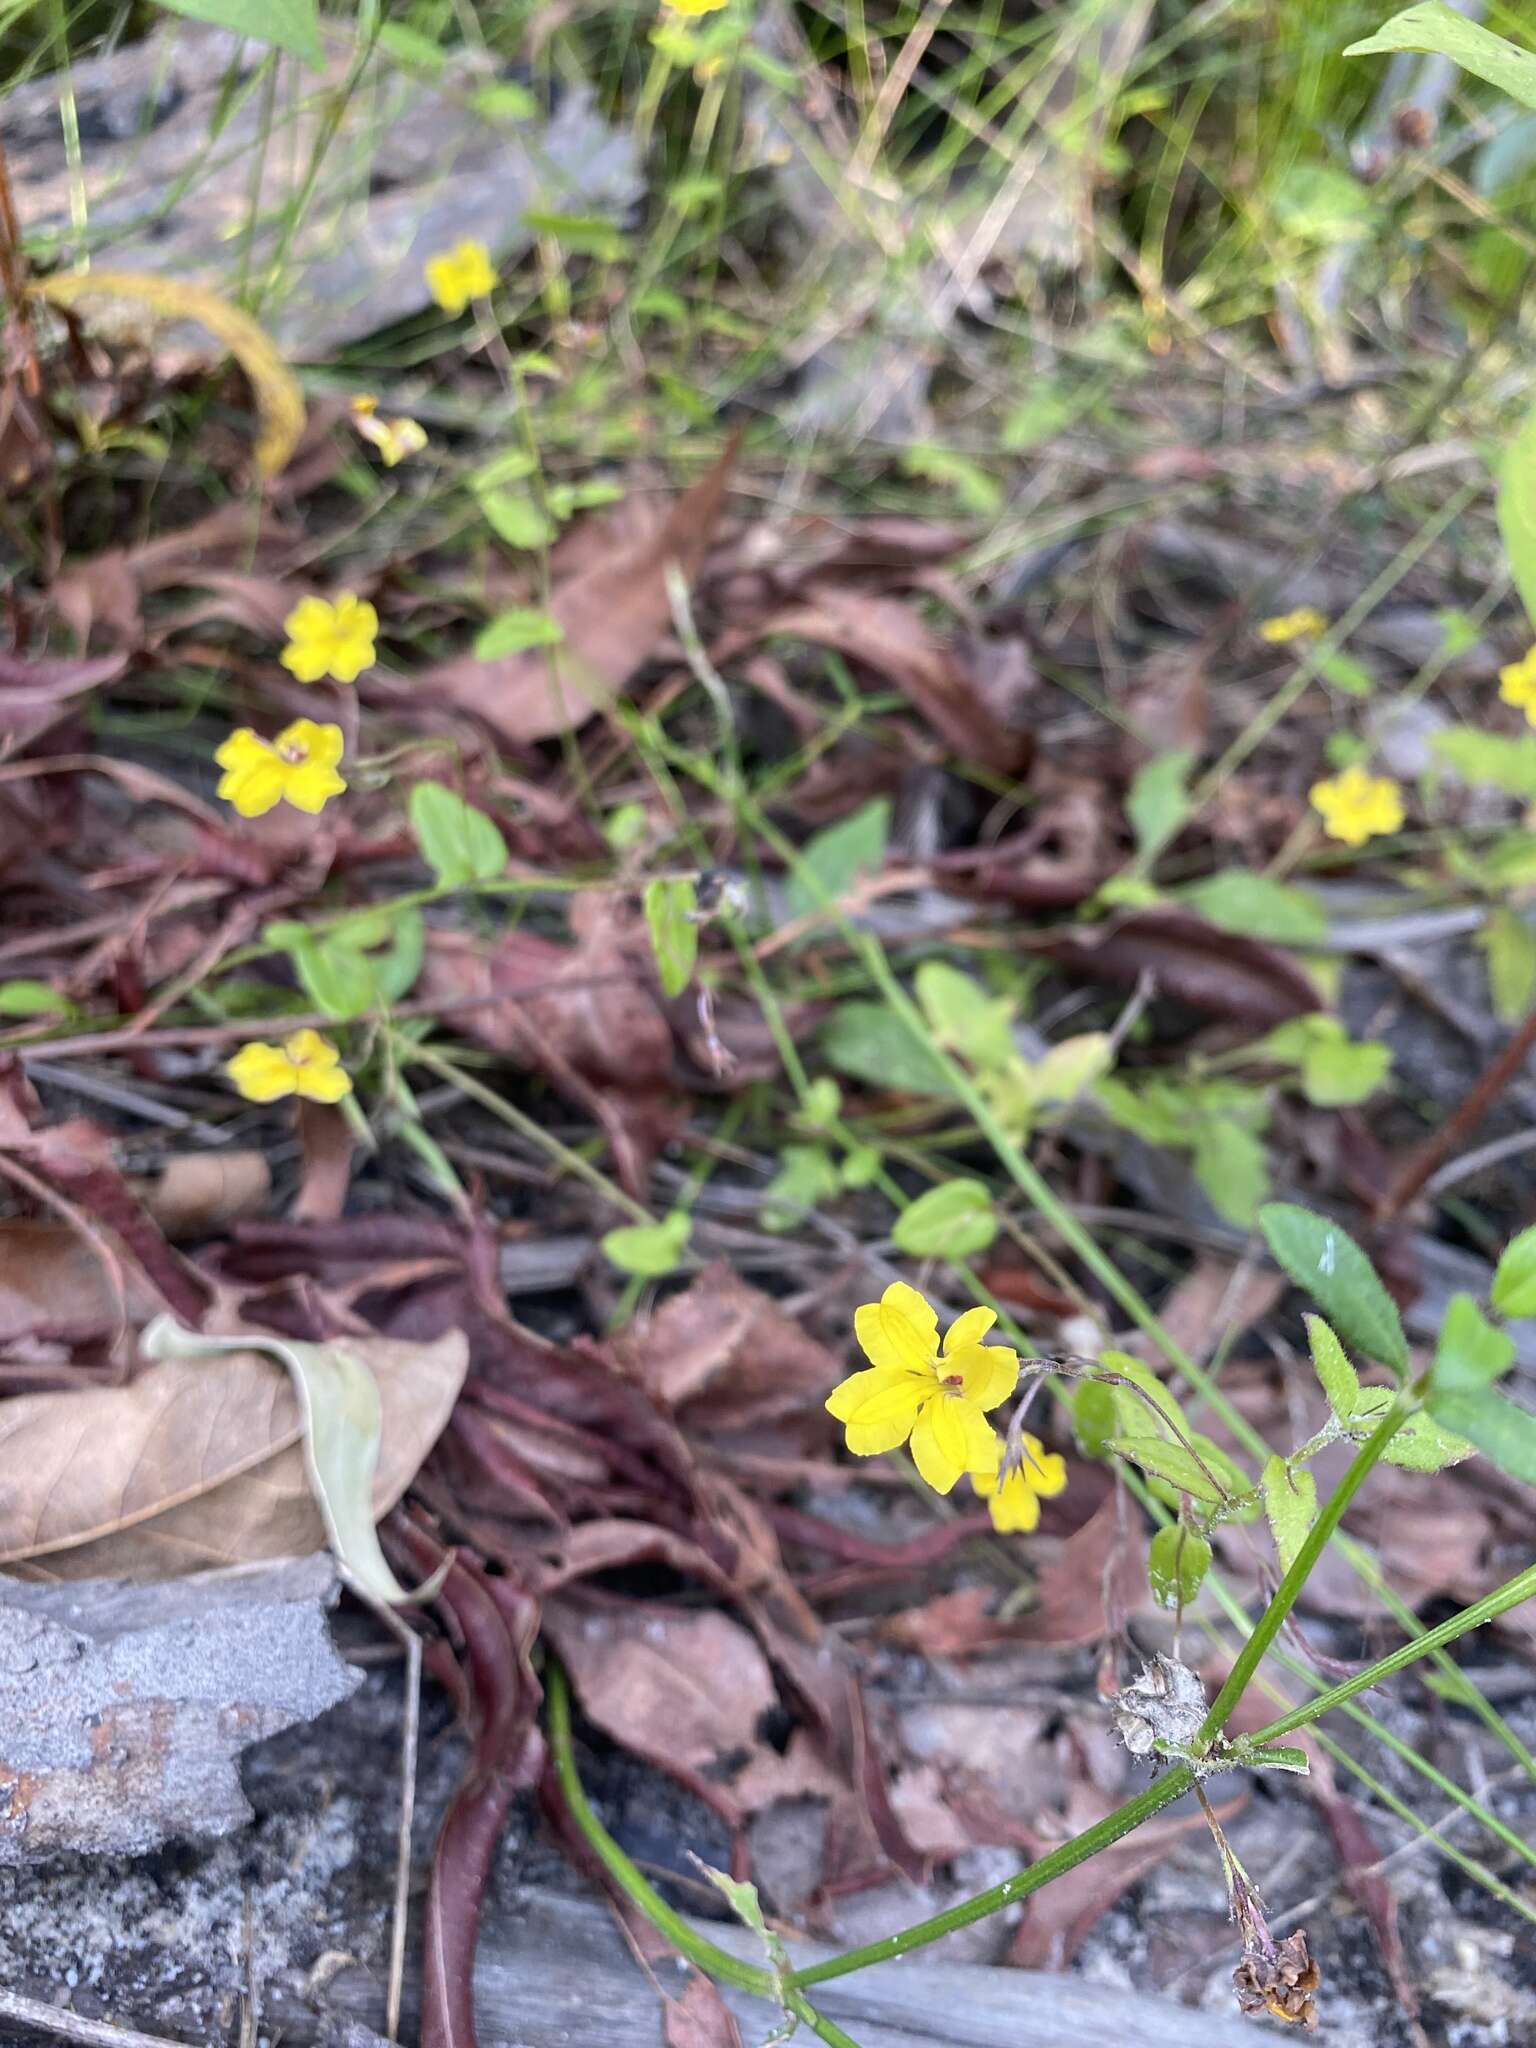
[1041,909,1321,1028]
[1151,1257,1285,1364]
[0,1555,357,1861]
[0,648,128,752]
[292,1099,355,1224]
[136,1150,271,1238]
[0,1326,466,1583]
[426,437,738,745]
[0,1220,158,1343]
[1009,1486,1150,1648]
[662,1973,744,2048]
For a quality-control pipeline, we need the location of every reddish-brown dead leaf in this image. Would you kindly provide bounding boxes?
[0,1219,158,1343]
[0,1328,466,1579]
[426,438,738,745]
[663,1974,744,2048]
[1009,1485,1149,1648]
[1040,909,1321,1028]
[0,647,128,752]
[136,1151,271,1239]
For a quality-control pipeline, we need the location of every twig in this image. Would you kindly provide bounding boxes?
[0,1990,190,2048]
[1376,996,1536,1223]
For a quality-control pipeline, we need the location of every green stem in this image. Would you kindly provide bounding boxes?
[546,1662,776,1997]
[785,1765,1195,1989]
[1197,1399,1407,1748]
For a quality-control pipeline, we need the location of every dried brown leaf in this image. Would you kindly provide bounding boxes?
[1009,1486,1149,1648]
[1041,909,1321,1028]
[0,1328,466,1580]
[426,439,738,745]
[662,1974,744,2048]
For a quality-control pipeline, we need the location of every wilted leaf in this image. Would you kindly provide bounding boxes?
[427,437,737,743]
[662,1974,743,2048]
[30,271,304,476]
[0,1326,465,1586]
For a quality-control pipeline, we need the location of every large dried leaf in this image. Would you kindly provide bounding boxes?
[0,1327,466,1582]
[426,440,737,745]
[1041,908,1321,1028]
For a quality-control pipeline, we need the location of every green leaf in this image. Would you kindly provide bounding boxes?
[1259,1203,1408,1376]
[822,1002,957,1099]
[470,81,539,121]
[799,1077,842,1129]
[1300,1032,1392,1108]
[1500,397,1536,633]
[522,210,629,260]
[1432,1292,1515,1394]
[696,1862,790,1974]
[1073,1380,1119,1457]
[1027,1033,1114,1107]
[1181,873,1328,946]
[1477,907,1536,1025]
[1434,725,1536,797]
[1346,5,1536,113]
[1305,1314,1362,1425]
[1108,1433,1229,1505]
[914,960,1016,1072]
[1192,1119,1268,1227]
[377,22,445,71]
[1148,1524,1212,1610]
[470,447,538,492]
[786,800,890,923]
[1098,1350,1189,1436]
[152,0,322,65]
[0,978,72,1017]
[1380,1409,1474,1471]
[839,1141,882,1188]
[1425,1385,1536,1482]
[602,1210,691,1277]
[276,909,424,1022]
[1493,1223,1536,1318]
[473,607,565,659]
[1270,162,1373,243]
[759,1144,842,1232]
[892,1179,997,1260]
[409,783,509,887]
[140,1317,467,1605]
[1316,650,1375,697]
[478,488,555,549]
[643,876,698,999]
[289,935,377,1021]
[1262,1455,1317,1576]
[899,443,1003,517]
[1126,749,1193,860]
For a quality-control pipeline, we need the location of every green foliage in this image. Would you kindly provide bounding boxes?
[151,0,321,64]
[1499,399,1536,634]
[892,1179,997,1260]
[265,910,425,1022]
[1477,907,1536,1024]
[1072,1380,1118,1458]
[1493,1224,1536,1318]
[1424,1385,1536,1483]
[822,1003,957,1098]
[1305,1314,1362,1425]
[643,876,698,998]
[473,607,565,658]
[760,1144,843,1232]
[1258,1203,1408,1376]
[1347,5,1536,112]
[1259,1015,1392,1106]
[915,960,1016,1071]
[1262,1455,1317,1576]
[1098,1076,1270,1225]
[1126,750,1193,859]
[478,489,555,549]
[1148,1524,1212,1610]
[1316,649,1375,697]
[1432,1293,1515,1394]
[408,784,508,887]
[899,444,1003,517]
[0,979,73,1017]
[602,1209,691,1277]
[1181,872,1327,946]
[1097,1352,1255,1514]
[785,800,890,923]
[1434,726,1536,797]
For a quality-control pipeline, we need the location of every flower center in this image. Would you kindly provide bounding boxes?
[941,1373,965,1389]
[278,741,307,764]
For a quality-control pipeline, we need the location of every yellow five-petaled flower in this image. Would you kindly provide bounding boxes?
[1308,764,1403,848]
[1258,608,1328,645]
[1499,647,1536,727]
[351,396,428,468]
[826,1281,1017,1495]
[424,238,497,316]
[215,719,347,819]
[227,1027,352,1104]
[281,592,378,685]
[974,1434,1067,1533]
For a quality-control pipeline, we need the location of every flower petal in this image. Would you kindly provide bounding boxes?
[909,1393,997,1495]
[942,1305,996,1354]
[825,1363,924,1423]
[218,757,287,818]
[985,1469,1043,1533]
[1018,1434,1068,1498]
[295,1063,353,1104]
[226,1042,297,1103]
[854,1280,938,1374]
[843,1377,931,1457]
[283,761,347,814]
[944,1342,1018,1411]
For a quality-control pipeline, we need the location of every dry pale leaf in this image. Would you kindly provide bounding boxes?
[0,1327,466,1584]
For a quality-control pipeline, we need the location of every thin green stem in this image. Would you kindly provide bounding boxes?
[1198,1400,1407,1748]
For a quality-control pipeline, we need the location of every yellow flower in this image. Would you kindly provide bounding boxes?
[973,1434,1067,1534]
[662,0,729,12]
[424,238,496,315]
[350,396,428,468]
[281,593,378,685]
[1258,608,1328,645]
[826,1281,1017,1494]
[227,1027,352,1105]
[215,720,347,819]
[1308,765,1404,849]
[1499,647,1536,726]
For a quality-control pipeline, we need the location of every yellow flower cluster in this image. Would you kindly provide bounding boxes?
[425,238,496,316]
[1308,765,1404,848]
[215,719,346,818]
[1499,647,1536,726]
[1258,608,1328,645]
[227,1028,352,1104]
[826,1282,1066,1533]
